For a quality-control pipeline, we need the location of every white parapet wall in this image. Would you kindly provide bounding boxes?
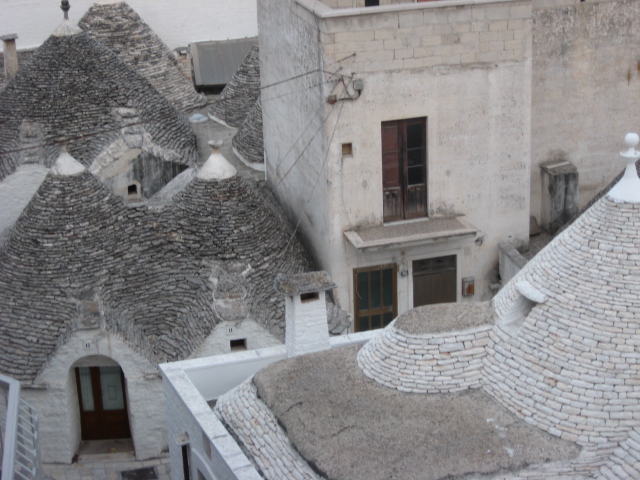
[160,331,377,480]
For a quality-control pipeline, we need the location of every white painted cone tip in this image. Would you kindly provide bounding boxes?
[52,19,82,37]
[51,149,86,176]
[607,133,640,203]
[197,151,237,181]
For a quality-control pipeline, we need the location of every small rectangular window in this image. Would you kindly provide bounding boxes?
[300,292,319,302]
[230,339,247,351]
[365,0,380,6]
[342,143,353,156]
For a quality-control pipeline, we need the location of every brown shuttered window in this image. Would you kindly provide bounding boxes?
[381,117,427,222]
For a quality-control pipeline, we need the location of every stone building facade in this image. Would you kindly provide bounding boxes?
[260,0,533,330]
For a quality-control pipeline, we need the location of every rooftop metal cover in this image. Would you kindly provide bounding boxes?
[191,37,257,86]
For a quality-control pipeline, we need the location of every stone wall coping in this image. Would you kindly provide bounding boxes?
[295,0,529,19]
[391,321,493,339]
[498,242,528,270]
[160,330,375,375]
[274,271,335,296]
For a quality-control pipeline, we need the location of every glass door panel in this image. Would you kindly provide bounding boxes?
[100,367,125,410]
[354,264,397,332]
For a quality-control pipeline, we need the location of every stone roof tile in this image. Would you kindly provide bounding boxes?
[208,43,260,128]
[232,96,264,165]
[0,161,315,381]
[0,28,197,182]
[78,1,206,112]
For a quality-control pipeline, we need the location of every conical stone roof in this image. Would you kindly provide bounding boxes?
[79,1,206,112]
[208,43,260,128]
[485,136,640,452]
[232,96,264,167]
[0,154,133,381]
[165,158,315,339]
[0,24,197,182]
[0,148,315,382]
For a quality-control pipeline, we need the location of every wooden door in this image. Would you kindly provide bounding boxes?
[413,256,457,307]
[75,366,131,440]
[354,264,397,332]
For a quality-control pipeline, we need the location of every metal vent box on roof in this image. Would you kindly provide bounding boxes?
[191,37,257,86]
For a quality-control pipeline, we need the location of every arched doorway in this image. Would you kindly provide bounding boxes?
[74,364,132,440]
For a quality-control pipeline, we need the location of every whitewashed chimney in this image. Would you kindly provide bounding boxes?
[1,34,19,85]
[274,271,334,357]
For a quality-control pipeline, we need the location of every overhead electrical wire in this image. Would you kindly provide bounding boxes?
[0,66,346,158]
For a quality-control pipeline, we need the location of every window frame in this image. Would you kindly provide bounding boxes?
[353,263,398,332]
[381,117,428,222]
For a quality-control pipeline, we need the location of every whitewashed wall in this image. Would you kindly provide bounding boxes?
[23,330,165,464]
[0,0,257,50]
[160,331,377,480]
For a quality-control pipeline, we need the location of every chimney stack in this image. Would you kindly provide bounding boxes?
[1,34,19,86]
[275,271,334,357]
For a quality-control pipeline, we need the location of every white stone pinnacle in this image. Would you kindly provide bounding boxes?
[197,141,237,181]
[52,19,82,37]
[50,148,85,176]
[607,133,640,203]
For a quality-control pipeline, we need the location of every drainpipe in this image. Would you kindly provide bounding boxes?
[1,34,19,86]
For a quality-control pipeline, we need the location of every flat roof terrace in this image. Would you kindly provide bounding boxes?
[253,344,580,480]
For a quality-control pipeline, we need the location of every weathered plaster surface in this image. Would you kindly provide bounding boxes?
[531,0,640,220]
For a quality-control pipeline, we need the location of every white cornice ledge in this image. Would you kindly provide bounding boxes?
[295,0,530,18]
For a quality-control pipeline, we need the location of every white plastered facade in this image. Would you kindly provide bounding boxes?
[260,0,532,326]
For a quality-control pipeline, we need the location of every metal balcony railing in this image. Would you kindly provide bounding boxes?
[0,374,43,480]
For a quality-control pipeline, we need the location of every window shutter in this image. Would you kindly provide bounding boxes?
[381,121,403,222]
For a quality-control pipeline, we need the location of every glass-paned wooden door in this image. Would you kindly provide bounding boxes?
[354,264,397,331]
[75,366,131,440]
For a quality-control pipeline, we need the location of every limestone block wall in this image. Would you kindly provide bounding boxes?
[598,427,640,479]
[320,0,531,72]
[214,379,320,480]
[358,322,492,393]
